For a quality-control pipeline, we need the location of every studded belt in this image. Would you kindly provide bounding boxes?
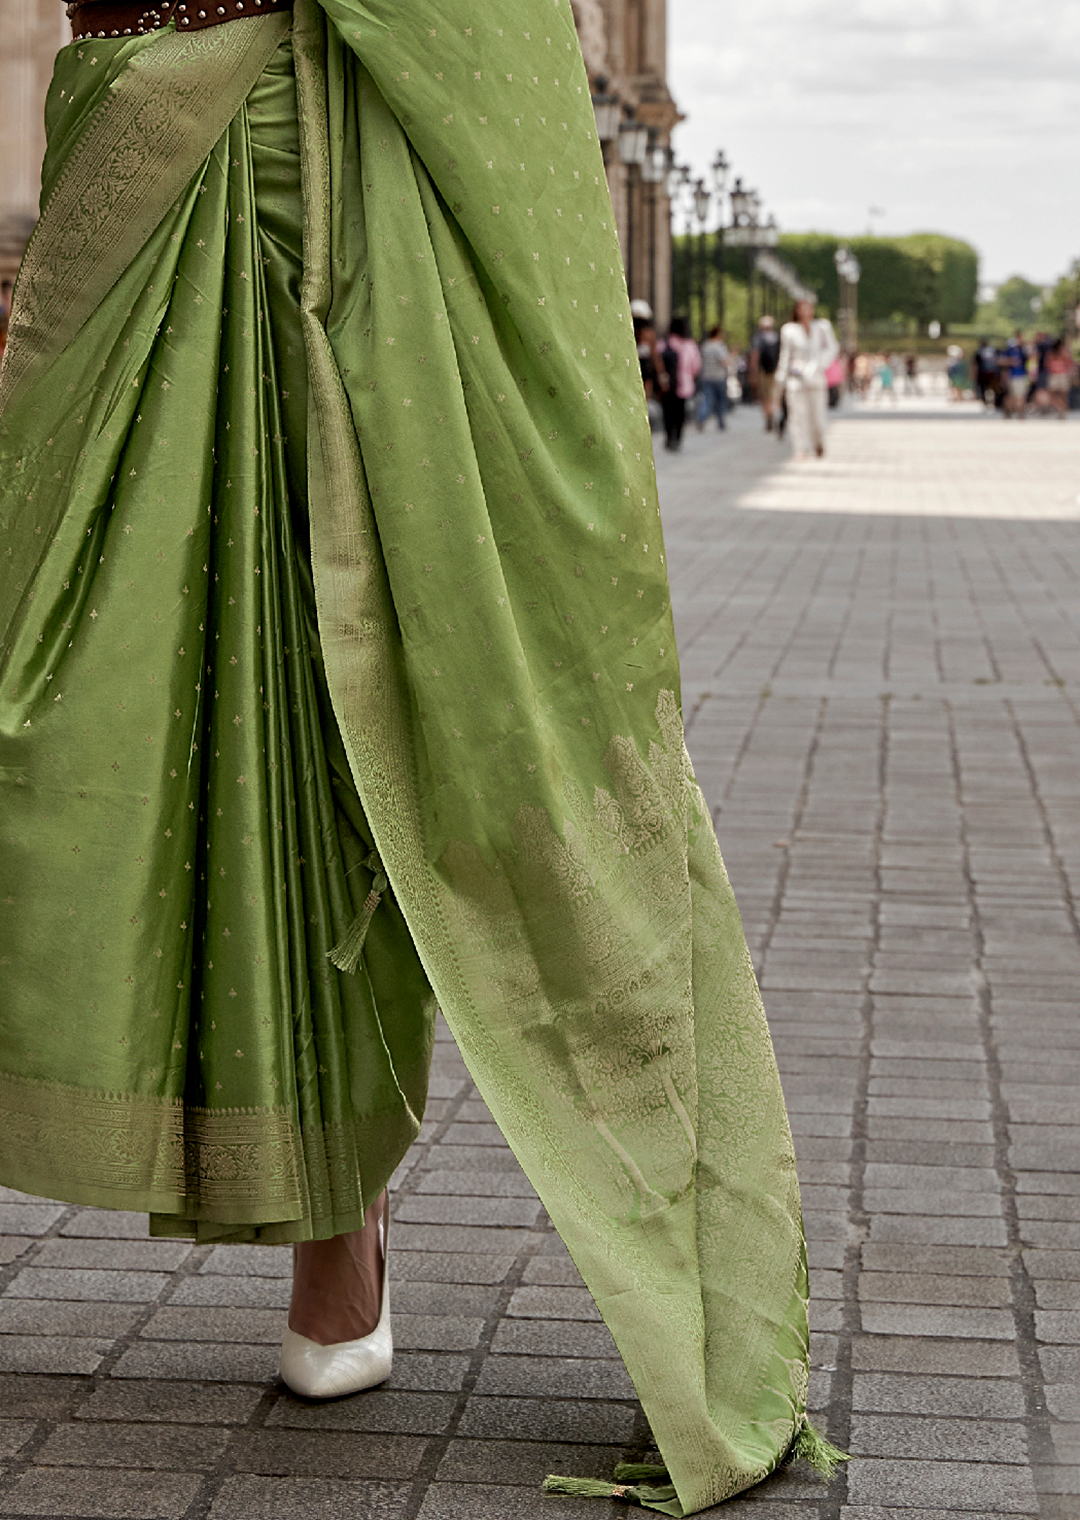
[67,0,291,41]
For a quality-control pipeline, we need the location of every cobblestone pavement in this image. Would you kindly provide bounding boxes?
[1,398,1078,1519]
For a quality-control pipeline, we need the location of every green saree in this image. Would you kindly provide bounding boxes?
[0,3,826,1509]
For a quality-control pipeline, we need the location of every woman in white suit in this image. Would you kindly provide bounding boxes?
[775,298,840,459]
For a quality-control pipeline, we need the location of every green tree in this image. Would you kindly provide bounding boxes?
[775,232,978,331]
[994,275,1044,330]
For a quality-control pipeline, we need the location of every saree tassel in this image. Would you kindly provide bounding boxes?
[543,1477,638,1500]
[791,1419,851,1479]
[328,851,389,974]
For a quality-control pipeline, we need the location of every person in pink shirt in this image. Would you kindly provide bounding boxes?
[660,316,702,451]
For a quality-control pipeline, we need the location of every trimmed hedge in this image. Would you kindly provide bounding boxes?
[775,232,978,329]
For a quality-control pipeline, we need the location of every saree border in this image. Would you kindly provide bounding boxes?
[0,12,290,416]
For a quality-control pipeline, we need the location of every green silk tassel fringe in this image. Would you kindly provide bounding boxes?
[329,851,389,973]
[543,1423,850,1510]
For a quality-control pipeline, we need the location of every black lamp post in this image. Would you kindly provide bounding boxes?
[693,178,710,337]
[711,150,729,329]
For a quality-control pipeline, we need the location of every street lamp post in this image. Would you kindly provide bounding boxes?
[640,135,667,316]
[617,111,649,302]
[834,245,861,353]
[711,150,729,329]
[693,177,710,337]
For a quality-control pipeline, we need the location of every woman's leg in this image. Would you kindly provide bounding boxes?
[289,1191,388,1344]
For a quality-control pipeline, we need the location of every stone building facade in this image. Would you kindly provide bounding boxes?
[0,0,679,322]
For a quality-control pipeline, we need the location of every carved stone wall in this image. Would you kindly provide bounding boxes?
[0,0,68,282]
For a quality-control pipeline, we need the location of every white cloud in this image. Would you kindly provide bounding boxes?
[669,0,1080,282]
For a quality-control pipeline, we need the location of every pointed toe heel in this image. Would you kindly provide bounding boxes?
[279,1267,392,1400]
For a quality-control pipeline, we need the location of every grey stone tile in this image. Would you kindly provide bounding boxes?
[267,1390,457,1436]
[34,1421,230,1470]
[0,1335,111,1375]
[415,1170,538,1198]
[0,1375,87,1420]
[490,1319,619,1359]
[850,1411,1027,1463]
[853,1371,1026,1418]
[110,1340,278,1383]
[857,1270,1011,1307]
[0,1299,141,1337]
[417,1483,602,1520]
[140,1305,285,1344]
[434,1439,624,1486]
[520,1259,587,1289]
[507,1286,600,1321]
[846,1457,1038,1511]
[387,1353,470,1392]
[168,1274,291,1309]
[392,1282,501,1318]
[200,1244,292,1278]
[75,1380,264,1425]
[457,1396,636,1445]
[391,1224,534,1253]
[473,1353,635,1401]
[0,1239,34,1267]
[859,1304,1015,1339]
[4,1268,171,1302]
[229,1429,426,1479]
[391,1253,515,1285]
[32,1238,191,1271]
[0,1204,65,1236]
[207,1475,409,1520]
[0,1468,204,1518]
[0,1421,37,1460]
[394,1196,542,1227]
[60,1211,150,1240]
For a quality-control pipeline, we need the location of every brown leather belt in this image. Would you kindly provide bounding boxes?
[67,0,291,40]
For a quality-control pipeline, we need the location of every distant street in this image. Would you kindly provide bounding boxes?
[0,395,1078,1518]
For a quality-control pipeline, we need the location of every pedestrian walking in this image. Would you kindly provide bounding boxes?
[974,338,999,408]
[748,313,782,431]
[903,352,919,395]
[0,0,842,1510]
[1044,338,1076,417]
[775,299,839,458]
[632,299,667,430]
[1004,330,1030,416]
[947,346,969,402]
[696,323,730,431]
[660,316,702,451]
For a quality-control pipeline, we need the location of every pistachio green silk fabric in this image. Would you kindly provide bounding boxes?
[0,5,811,1510]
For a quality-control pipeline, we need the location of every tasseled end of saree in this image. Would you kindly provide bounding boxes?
[791,1419,851,1479]
[543,1464,676,1509]
[328,851,389,974]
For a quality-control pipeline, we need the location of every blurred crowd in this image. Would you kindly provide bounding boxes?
[634,302,1080,449]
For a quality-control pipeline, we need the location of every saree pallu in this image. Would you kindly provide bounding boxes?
[0,3,814,1510]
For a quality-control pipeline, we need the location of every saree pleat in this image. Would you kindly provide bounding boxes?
[0,6,814,1510]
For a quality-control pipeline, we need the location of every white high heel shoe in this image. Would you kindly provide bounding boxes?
[279,1215,392,1400]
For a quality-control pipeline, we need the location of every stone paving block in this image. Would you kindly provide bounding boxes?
[416,1482,604,1520]
[140,1305,285,1344]
[266,1390,458,1436]
[167,1274,291,1309]
[0,1467,204,1518]
[0,1240,33,1267]
[200,1244,292,1278]
[0,1421,36,1460]
[391,1252,515,1285]
[59,1211,150,1240]
[32,1238,191,1271]
[34,1420,231,1470]
[1038,1346,1080,1383]
[520,1258,587,1288]
[1036,1310,1080,1344]
[850,1411,1028,1463]
[846,1457,1038,1511]
[435,1438,624,1486]
[0,1375,87,1421]
[853,1371,1026,1418]
[391,1224,535,1254]
[0,1335,111,1375]
[868,1215,1009,1247]
[507,1286,601,1321]
[473,1353,635,1401]
[207,1475,410,1520]
[415,1170,538,1198]
[490,1319,619,1360]
[394,1196,543,1228]
[4,1268,171,1303]
[0,1299,141,1337]
[110,1340,278,1383]
[456,1395,637,1445]
[386,1353,471,1392]
[74,1380,264,1425]
[859,1304,1015,1339]
[0,1204,65,1236]
[229,1428,426,1479]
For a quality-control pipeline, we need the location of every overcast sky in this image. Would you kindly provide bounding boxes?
[668,0,1080,286]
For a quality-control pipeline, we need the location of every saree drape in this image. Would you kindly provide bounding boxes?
[0,4,814,1509]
